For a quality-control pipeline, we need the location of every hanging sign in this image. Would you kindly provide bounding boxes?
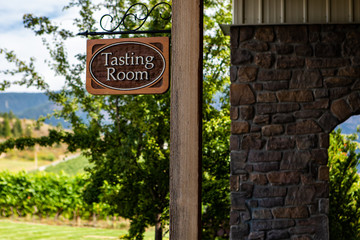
[86,37,169,95]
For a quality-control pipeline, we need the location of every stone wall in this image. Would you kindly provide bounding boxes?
[229,24,360,240]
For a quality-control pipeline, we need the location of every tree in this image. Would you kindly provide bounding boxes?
[0,0,231,239]
[24,124,32,137]
[328,128,360,240]
[8,111,15,120]
[12,118,23,137]
[1,114,12,138]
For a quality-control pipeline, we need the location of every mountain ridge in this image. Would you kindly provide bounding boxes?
[1,92,359,133]
[0,92,67,127]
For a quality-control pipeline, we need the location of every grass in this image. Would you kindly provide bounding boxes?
[44,155,93,176]
[0,219,163,240]
[0,145,72,172]
[0,148,83,174]
[0,219,125,240]
[0,158,52,172]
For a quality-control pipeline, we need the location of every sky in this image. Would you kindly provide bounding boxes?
[0,0,88,92]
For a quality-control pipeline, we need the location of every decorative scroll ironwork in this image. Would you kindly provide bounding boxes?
[78,2,171,37]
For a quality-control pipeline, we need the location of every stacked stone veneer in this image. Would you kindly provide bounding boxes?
[230,24,360,240]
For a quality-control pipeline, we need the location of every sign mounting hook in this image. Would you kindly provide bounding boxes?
[78,2,172,37]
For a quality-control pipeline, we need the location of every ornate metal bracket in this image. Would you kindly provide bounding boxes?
[78,2,171,37]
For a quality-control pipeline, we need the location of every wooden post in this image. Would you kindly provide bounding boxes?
[170,0,203,239]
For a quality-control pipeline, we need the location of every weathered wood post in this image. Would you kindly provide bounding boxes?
[170,0,203,239]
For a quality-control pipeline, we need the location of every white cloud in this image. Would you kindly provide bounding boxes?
[0,0,129,92]
[0,0,70,31]
[0,0,86,93]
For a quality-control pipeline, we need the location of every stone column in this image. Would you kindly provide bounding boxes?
[230,24,360,240]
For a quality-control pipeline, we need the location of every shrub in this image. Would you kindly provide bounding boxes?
[329,128,360,240]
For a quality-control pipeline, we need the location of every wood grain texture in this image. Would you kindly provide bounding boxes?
[85,37,169,95]
[170,0,203,239]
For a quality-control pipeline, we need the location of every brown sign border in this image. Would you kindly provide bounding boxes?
[86,37,169,95]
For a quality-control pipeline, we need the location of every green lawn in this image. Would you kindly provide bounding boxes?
[0,220,166,240]
[43,155,92,176]
[0,220,125,240]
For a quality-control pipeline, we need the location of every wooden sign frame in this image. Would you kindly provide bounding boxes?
[86,37,169,95]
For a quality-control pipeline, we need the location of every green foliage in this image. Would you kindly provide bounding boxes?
[0,171,113,221]
[201,1,232,238]
[12,118,23,137]
[35,120,42,130]
[25,124,32,137]
[56,122,63,130]
[202,110,230,239]
[0,112,24,138]
[8,111,15,120]
[0,0,232,239]
[0,171,80,218]
[329,128,360,240]
[1,115,12,138]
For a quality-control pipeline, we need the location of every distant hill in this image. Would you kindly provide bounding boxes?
[1,92,359,133]
[0,93,48,113]
[0,93,69,128]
